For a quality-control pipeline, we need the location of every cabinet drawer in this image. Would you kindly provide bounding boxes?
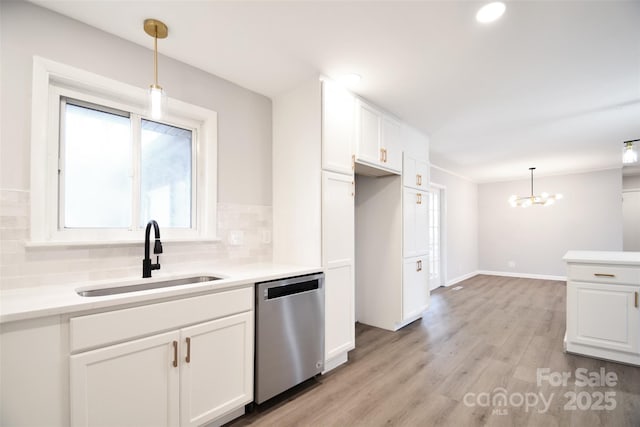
[70,286,253,353]
[568,264,640,285]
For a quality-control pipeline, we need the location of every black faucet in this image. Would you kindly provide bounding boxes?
[143,220,163,278]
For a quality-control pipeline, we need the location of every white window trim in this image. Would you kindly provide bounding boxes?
[30,56,218,245]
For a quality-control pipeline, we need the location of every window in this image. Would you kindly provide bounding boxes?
[30,57,217,243]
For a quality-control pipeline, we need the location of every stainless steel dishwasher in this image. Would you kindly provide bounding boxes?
[254,272,325,404]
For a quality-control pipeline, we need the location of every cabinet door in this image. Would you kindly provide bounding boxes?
[567,282,640,354]
[381,116,402,173]
[70,331,180,427]
[322,80,355,174]
[415,190,429,255]
[180,312,253,427]
[403,256,430,320]
[403,153,429,190]
[415,160,429,190]
[403,188,429,257]
[322,171,355,361]
[356,101,382,166]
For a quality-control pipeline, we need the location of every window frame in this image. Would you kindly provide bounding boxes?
[30,56,218,245]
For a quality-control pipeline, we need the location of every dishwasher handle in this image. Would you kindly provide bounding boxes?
[257,273,324,301]
[266,279,319,300]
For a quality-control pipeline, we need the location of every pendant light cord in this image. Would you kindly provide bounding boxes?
[530,168,534,198]
[153,26,158,87]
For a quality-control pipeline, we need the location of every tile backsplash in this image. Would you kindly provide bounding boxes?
[0,189,272,290]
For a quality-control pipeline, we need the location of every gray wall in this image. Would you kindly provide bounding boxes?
[0,1,272,205]
[478,169,623,277]
[0,2,273,290]
[623,174,640,190]
[430,167,478,285]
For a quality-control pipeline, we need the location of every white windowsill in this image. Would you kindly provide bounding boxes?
[25,237,222,249]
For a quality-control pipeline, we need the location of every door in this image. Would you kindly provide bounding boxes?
[403,256,430,320]
[180,312,253,427]
[428,186,443,290]
[322,171,355,361]
[567,282,640,354]
[322,80,355,174]
[70,331,180,427]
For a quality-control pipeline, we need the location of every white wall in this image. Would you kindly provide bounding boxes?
[0,2,273,290]
[430,166,478,285]
[478,169,623,278]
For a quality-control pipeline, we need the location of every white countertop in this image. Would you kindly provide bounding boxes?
[0,263,323,324]
[563,250,640,266]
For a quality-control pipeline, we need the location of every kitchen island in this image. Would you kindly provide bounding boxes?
[564,250,640,366]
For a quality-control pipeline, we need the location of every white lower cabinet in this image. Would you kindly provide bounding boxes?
[70,292,254,427]
[180,313,253,427]
[71,331,180,427]
[322,171,355,366]
[567,281,639,355]
[403,256,430,320]
[564,253,640,366]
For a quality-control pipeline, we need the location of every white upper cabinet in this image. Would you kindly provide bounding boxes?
[403,153,430,191]
[356,101,382,166]
[381,116,402,172]
[355,100,401,174]
[322,80,355,175]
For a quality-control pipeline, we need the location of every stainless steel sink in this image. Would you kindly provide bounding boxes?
[76,276,222,297]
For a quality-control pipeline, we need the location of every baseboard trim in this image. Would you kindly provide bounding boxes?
[477,270,566,282]
[445,271,479,287]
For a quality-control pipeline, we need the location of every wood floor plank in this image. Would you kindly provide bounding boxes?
[228,275,640,427]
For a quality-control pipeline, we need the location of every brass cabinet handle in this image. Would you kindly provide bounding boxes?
[416,193,422,205]
[352,154,355,171]
[384,148,388,162]
[185,337,191,363]
[635,292,638,308]
[416,260,421,272]
[594,273,615,278]
[380,148,385,162]
[417,174,422,186]
[172,341,178,368]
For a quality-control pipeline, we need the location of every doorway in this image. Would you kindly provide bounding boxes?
[427,184,445,290]
[623,189,640,251]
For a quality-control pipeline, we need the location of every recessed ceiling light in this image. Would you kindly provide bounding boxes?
[476,2,506,23]
[337,73,362,86]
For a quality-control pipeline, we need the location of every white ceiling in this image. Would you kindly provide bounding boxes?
[30,0,640,182]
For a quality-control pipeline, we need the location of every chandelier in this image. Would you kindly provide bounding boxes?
[509,167,562,208]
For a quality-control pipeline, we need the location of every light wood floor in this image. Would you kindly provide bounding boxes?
[228,275,640,426]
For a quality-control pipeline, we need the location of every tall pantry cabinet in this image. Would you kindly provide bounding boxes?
[273,78,355,371]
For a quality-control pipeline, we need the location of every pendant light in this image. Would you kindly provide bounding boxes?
[144,19,168,120]
[508,167,563,208]
[623,139,639,164]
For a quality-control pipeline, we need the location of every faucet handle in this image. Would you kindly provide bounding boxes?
[154,239,163,254]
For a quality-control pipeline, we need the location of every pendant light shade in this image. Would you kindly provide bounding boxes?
[623,139,639,165]
[144,19,168,120]
[508,167,562,208]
